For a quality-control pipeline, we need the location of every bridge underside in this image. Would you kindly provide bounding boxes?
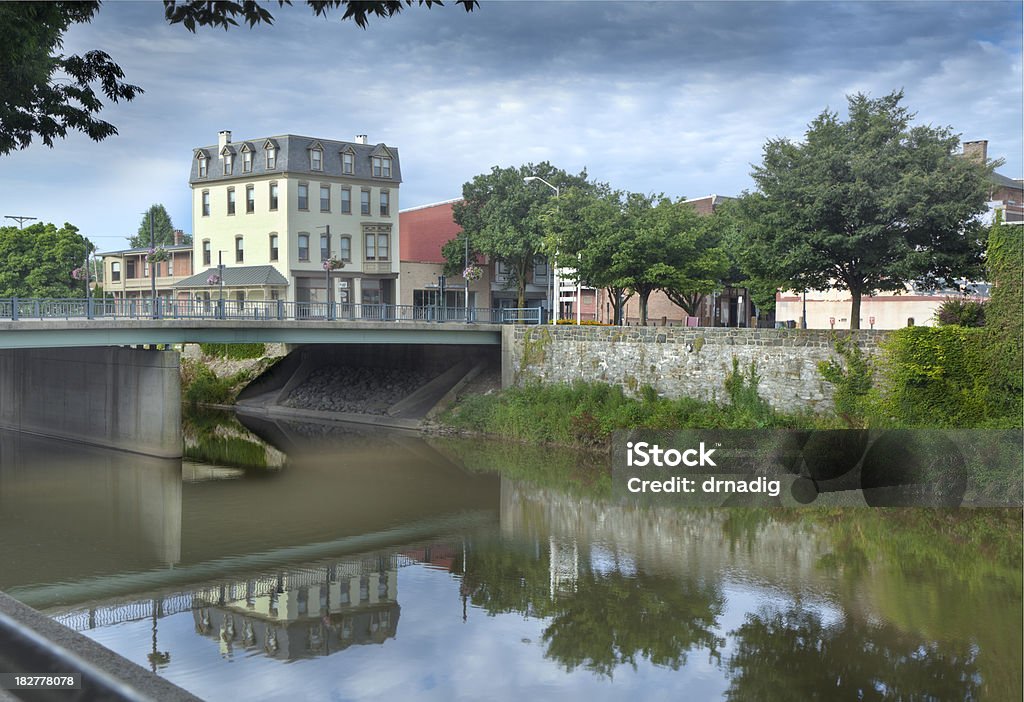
[0,320,503,349]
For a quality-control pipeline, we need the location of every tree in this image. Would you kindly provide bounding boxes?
[129,204,188,248]
[451,163,590,309]
[1,1,478,156]
[547,188,727,325]
[0,222,92,297]
[0,2,143,155]
[740,91,991,329]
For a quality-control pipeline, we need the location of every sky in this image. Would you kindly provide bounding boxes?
[2,0,1022,252]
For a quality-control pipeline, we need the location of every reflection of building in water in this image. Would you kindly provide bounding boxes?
[549,537,578,598]
[191,561,399,660]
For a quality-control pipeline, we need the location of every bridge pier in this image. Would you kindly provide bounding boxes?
[0,347,181,458]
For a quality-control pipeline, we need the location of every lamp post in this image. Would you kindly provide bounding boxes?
[218,250,225,318]
[141,210,157,318]
[801,289,808,329]
[464,234,470,323]
[523,176,559,323]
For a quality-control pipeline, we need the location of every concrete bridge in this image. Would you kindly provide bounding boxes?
[0,306,526,457]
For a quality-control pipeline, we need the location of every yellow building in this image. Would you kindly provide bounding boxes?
[189,131,401,307]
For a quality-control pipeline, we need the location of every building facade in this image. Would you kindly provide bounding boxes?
[188,131,401,307]
[99,232,193,302]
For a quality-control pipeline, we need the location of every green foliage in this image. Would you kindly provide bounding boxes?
[0,2,142,155]
[872,326,1011,428]
[182,362,234,406]
[451,162,591,308]
[129,204,187,248]
[443,369,806,447]
[199,342,266,360]
[934,296,986,327]
[983,211,1023,400]
[0,222,92,297]
[817,335,874,426]
[738,90,991,329]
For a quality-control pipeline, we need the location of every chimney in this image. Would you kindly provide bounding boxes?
[173,229,184,246]
[218,130,232,152]
[355,134,368,145]
[963,140,988,163]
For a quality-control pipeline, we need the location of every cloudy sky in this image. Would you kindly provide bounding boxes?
[3,0,1021,251]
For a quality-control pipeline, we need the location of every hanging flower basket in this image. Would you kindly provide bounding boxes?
[463,265,482,282]
[322,256,345,271]
[71,267,86,280]
[207,273,221,285]
[147,247,170,263]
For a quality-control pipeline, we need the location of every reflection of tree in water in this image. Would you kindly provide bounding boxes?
[460,542,725,678]
[725,606,981,701]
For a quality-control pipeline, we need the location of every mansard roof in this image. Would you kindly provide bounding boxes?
[189,134,402,185]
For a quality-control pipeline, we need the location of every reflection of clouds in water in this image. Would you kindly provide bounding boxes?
[588,543,637,578]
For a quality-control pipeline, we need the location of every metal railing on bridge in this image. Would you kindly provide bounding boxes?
[0,297,543,325]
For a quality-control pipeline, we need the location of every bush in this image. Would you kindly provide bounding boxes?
[873,326,1003,427]
[818,335,874,426]
[199,342,266,360]
[184,363,234,405]
[934,297,986,327]
[984,212,1023,403]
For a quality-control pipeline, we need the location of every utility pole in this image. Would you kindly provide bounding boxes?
[4,215,37,229]
[464,234,470,323]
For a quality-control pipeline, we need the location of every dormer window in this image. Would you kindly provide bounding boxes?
[242,149,253,173]
[341,149,354,174]
[310,142,324,171]
[222,147,234,175]
[372,156,391,178]
[264,140,278,169]
[197,154,208,178]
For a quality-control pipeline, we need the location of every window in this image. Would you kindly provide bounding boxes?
[223,153,233,175]
[269,233,279,261]
[342,152,354,174]
[111,262,121,282]
[372,156,391,178]
[202,240,211,266]
[127,259,137,278]
[298,183,309,210]
[246,185,255,213]
[235,236,244,263]
[202,190,210,217]
[168,255,173,276]
[310,148,323,171]
[361,189,370,215]
[144,261,150,278]
[266,146,277,169]
[341,187,351,214]
[320,233,330,261]
[339,236,351,261]
[379,190,390,217]
[243,150,253,173]
[227,187,236,215]
[269,182,278,210]
[320,184,330,212]
[365,230,390,261]
[298,233,310,261]
[198,156,208,178]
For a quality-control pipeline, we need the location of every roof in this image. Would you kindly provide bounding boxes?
[991,171,1023,191]
[98,244,192,257]
[189,134,402,185]
[174,265,289,289]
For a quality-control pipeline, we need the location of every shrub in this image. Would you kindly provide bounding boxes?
[818,335,874,426]
[199,342,266,360]
[934,297,986,327]
[984,212,1023,404]
[184,364,234,406]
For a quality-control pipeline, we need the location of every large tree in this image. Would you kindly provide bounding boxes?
[1,1,478,155]
[451,162,590,309]
[0,222,92,297]
[740,91,991,329]
[129,204,188,248]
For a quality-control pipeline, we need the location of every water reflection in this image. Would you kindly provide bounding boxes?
[0,411,1018,700]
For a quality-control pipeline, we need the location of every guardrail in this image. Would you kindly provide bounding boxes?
[0,297,544,325]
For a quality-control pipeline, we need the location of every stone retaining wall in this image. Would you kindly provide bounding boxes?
[501,326,888,414]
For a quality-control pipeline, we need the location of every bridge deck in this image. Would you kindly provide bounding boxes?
[0,319,504,349]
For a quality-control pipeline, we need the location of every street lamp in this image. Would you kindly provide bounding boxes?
[142,210,157,318]
[523,176,559,323]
